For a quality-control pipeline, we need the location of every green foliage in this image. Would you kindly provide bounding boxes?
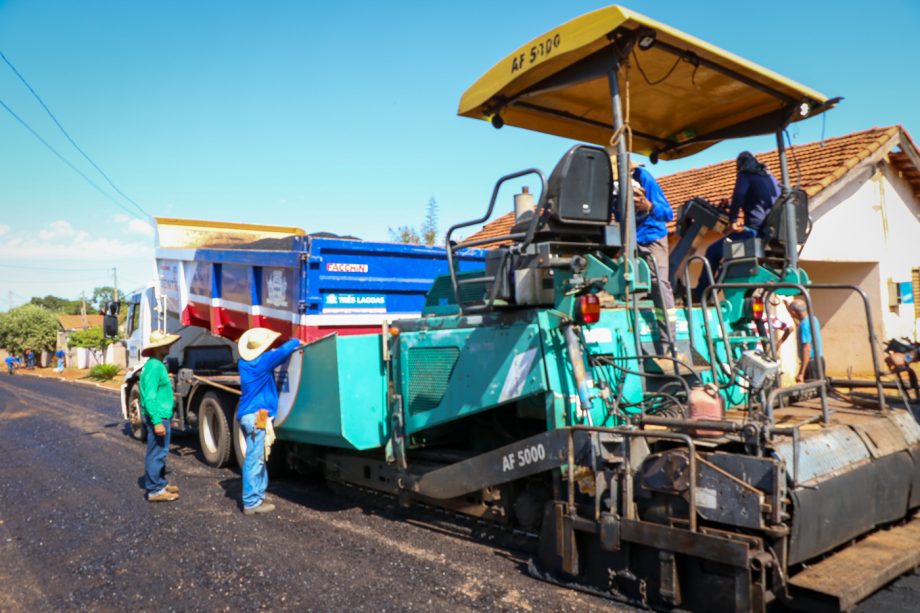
[388,197,439,246]
[30,295,82,314]
[68,326,119,350]
[90,286,125,312]
[388,225,422,244]
[422,197,439,246]
[87,363,120,381]
[0,304,59,354]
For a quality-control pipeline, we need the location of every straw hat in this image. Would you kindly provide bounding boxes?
[238,327,281,362]
[141,330,181,357]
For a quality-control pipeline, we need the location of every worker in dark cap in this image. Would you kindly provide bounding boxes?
[695,151,780,299]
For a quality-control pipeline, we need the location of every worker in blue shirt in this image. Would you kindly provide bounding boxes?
[779,298,825,382]
[5,354,20,375]
[696,151,780,298]
[631,166,677,353]
[236,328,301,515]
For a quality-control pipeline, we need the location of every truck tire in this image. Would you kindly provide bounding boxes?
[198,392,232,468]
[127,384,147,441]
[232,416,246,470]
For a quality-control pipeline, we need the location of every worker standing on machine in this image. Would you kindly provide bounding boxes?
[695,151,780,298]
[630,165,678,355]
[237,328,301,515]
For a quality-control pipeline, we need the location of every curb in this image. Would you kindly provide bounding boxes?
[15,370,121,394]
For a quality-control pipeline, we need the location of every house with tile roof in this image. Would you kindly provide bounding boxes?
[57,314,104,332]
[464,126,920,376]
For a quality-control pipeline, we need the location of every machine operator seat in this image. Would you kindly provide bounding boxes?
[722,188,810,279]
[455,145,624,314]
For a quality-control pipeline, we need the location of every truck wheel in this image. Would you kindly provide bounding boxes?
[127,385,147,441]
[198,392,232,467]
[232,416,246,470]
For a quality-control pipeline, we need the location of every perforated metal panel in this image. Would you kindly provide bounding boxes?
[407,347,460,414]
[913,267,920,320]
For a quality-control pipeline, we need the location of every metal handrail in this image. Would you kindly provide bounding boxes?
[707,281,829,423]
[765,381,826,420]
[444,169,547,313]
[683,254,730,386]
[567,425,699,532]
[456,231,526,250]
[800,283,887,412]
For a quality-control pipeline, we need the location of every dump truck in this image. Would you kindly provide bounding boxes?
[125,6,920,611]
[120,217,485,467]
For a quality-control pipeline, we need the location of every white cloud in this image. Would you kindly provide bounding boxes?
[0,224,9,236]
[37,220,86,241]
[112,214,154,237]
[125,219,154,237]
[0,220,153,262]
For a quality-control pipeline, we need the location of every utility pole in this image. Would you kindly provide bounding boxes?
[112,267,118,304]
[81,290,87,329]
[7,290,11,311]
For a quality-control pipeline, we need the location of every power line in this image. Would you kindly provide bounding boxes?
[0,97,143,220]
[0,49,150,220]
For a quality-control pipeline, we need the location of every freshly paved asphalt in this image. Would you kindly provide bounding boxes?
[1,373,918,612]
[0,374,624,612]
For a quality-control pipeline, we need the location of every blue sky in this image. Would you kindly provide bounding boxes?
[0,0,917,307]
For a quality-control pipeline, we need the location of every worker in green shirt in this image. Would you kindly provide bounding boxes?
[140,330,181,502]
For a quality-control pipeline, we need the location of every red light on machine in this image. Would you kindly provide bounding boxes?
[578,294,601,324]
[751,297,765,321]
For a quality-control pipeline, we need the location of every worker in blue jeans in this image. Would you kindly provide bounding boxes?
[237,328,300,515]
[140,330,181,502]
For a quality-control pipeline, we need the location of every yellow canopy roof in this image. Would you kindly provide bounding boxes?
[458,5,836,160]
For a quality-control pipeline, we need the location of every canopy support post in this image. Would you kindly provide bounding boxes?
[608,62,636,279]
[775,130,798,272]
[608,54,645,386]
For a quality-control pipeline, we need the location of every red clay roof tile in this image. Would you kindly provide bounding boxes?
[464,126,916,247]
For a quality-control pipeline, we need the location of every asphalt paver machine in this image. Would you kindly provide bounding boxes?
[278,6,920,611]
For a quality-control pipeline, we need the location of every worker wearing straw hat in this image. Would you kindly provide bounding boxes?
[237,328,300,515]
[140,330,181,502]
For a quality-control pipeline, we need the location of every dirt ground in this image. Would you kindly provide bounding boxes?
[12,366,123,392]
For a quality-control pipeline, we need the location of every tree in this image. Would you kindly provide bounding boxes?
[30,295,82,314]
[388,197,439,246]
[0,304,59,355]
[421,197,439,246]
[68,326,119,351]
[90,286,125,313]
[388,225,422,244]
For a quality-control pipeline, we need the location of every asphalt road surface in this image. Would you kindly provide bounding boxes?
[2,374,919,612]
[0,374,626,612]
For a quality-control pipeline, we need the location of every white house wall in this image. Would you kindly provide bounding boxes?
[802,159,920,356]
[877,163,920,339]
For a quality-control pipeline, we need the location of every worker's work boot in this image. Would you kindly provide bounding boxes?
[165,484,179,494]
[148,490,180,503]
[243,502,276,515]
